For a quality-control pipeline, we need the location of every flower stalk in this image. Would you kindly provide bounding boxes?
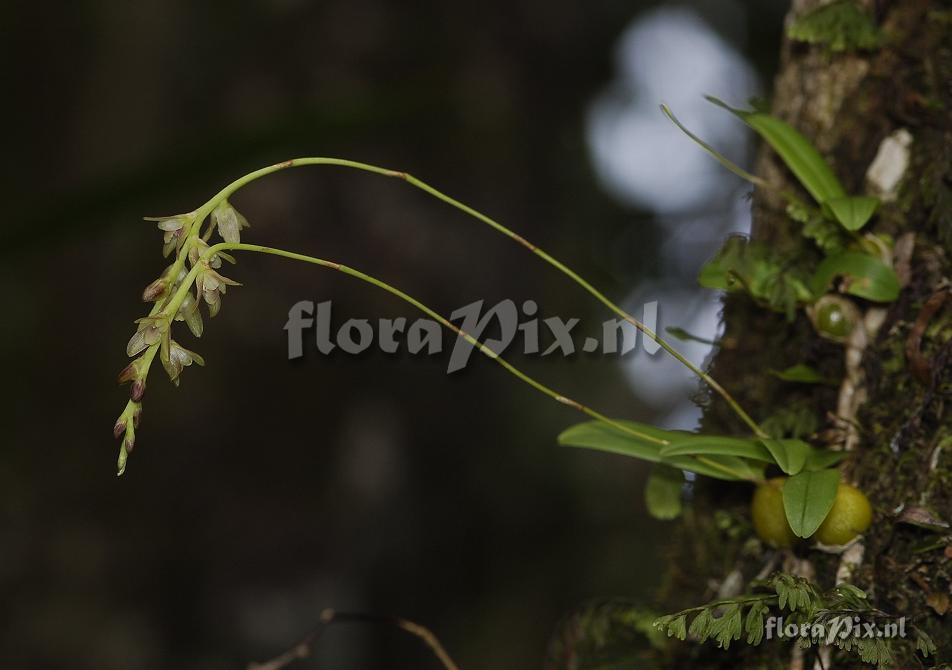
[114,157,766,475]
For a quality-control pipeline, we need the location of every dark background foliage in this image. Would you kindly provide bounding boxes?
[1,2,786,668]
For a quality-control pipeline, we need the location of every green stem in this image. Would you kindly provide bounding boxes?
[160,243,669,449]
[667,594,776,615]
[660,105,770,189]
[151,240,763,483]
[190,157,766,437]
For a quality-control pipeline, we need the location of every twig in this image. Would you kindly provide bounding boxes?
[247,608,461,670]
[905,288,949,385]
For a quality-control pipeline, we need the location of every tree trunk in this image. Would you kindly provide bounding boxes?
[658,1,951,668]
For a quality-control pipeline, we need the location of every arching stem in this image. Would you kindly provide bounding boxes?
[160,242,669,448]
[189,157,766,438]
[156,242,760,484]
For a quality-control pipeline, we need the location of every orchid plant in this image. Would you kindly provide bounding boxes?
[113,98,900,543]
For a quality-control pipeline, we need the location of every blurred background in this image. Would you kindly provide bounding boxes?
[1,1,787,668]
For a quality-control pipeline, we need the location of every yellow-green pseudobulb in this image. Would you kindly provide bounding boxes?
[815,483,873,546]
[752,477,797,548]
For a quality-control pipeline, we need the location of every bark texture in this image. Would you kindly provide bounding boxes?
[657,1,952,668]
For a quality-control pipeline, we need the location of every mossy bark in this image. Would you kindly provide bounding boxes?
[657,1,952,668]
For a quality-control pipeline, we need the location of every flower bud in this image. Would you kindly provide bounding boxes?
[118,357,148,400]
[142,276,169,302]
[117,362,137,385]
[131,379,146,401]
[126,329,147,358]
[113,416,127,439]
[117,447,128,476]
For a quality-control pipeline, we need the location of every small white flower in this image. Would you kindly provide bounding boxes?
[160,338,205,384]
[211,200,250,244]
[126,316,168,356]
[155,217,187,257]
[174,291,204,338]
[195,264,241,318]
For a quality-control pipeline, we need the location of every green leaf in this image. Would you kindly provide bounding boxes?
[787,0,881,53]
[698,236,813,319]
[665,326,716,345]
[811,251,900,302]
[698,256,735,290]
[769,363,828,384]
[782,469,840,538]
[660,435,773,462]
[688,609,714,641]
[557,420,672,461]
[804,217,849,254]
[775,580,792,611]
[915,630,937,658]
[711,604,743,649]
[660,104,765,187]
[772,573,818,614]
[762,403,820,440]
[804,448,847,471]
[693,457,765,482]
[645,465,683,520]
[826,195,880,231]
[698,235,756,292]
[668,614,688,640]
[833,583,867,604]
[558,420,764,481]
[745,601,767,646]
[707,96,846,206]
[788,201,848,254]
[761,438,810,475]
[781,440,811,474]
